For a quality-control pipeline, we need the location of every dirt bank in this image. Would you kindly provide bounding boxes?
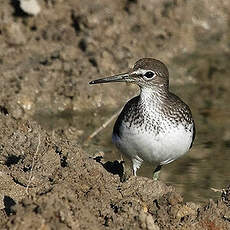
[0,0,230,229]
[0,114,229,229]
[0,115,230,229]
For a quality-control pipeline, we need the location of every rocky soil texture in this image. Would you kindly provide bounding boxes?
[0,0,230,229]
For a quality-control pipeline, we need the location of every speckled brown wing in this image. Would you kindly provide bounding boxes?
[113,96,141,138]
[166,92,195,148]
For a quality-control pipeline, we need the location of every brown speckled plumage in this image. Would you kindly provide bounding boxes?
[113,91,195,147]
[89,58,196,177]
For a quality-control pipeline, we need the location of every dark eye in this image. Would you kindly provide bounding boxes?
[144,71,155,79]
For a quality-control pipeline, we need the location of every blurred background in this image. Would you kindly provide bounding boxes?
[0,0,230,202]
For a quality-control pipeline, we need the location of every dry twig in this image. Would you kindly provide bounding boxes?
[210,187,223,193]
[86,109,122,141]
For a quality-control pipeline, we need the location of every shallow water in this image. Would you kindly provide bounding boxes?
[34,75,230,203]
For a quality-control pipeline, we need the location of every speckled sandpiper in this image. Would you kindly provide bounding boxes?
[89,58,195,180]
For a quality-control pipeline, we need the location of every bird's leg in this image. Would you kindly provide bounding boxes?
[132,161,138,176]
[118,154,127,182]
[132,157,143,176]
[133,167,137,176]
[153,165,162,181]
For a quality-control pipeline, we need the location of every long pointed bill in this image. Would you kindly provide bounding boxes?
[89,73,133,85]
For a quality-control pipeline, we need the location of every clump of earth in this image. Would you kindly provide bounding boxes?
[0,0,230,229]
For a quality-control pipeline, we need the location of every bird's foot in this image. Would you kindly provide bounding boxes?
[153,170,160,181]
[153,165,162,181]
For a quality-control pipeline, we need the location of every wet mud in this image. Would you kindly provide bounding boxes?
[0,0,230,229]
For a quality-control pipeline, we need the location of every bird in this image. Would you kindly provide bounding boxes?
[89,58,195,180]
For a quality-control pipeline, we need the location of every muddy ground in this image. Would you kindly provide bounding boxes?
[0,0,230,229]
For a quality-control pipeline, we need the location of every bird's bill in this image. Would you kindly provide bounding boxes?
[89,73,133,84]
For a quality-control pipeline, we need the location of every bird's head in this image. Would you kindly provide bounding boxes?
[89,58,169,90]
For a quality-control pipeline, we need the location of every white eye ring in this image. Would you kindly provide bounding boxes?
[132,69,156,80]
[143,71,155,80]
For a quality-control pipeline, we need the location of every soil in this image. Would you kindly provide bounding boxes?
[0,0,230,229]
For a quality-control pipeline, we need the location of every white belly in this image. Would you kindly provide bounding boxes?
[112,123,193,165]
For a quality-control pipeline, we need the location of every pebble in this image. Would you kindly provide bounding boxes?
[20,0,41,16]
[5,23,26,45]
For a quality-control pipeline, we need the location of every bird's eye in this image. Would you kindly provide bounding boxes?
[144,71,155,79]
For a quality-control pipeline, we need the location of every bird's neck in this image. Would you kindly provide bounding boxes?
[139,86,169,106]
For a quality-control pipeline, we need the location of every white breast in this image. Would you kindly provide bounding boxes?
[112,122,193,165]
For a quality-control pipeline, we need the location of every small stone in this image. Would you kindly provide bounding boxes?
[171,203,198,219]
[146,214,159,230]
[5,23,26,45]
[139,210,159,230]
[143,204,148,213]
[17,96,34,111]
[20,0,41,16]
